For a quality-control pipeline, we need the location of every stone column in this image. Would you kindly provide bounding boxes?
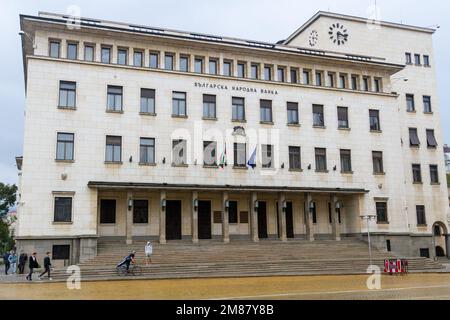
[190,55,196,73]
[192,191,198,244]
[278,193,287,242]
[305,193,314,241]
[222,192,230,243]
[331,194,341,241]
[251,192,259,242]
[159,190,166,244]
[126,191,133,245]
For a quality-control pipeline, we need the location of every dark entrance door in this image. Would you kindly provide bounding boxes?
[166,200,182,240]
[198,201,212,239]
[286,202,294,238]
[258,201,268,239]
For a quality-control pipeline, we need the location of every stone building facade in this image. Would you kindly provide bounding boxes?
[17,11,449,266]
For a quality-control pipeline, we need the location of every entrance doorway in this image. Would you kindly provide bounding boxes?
[276,202,294,239]
[432,221,448,258]
[166,200,182,240]
[198,201,212,240]
[258,201,268,239]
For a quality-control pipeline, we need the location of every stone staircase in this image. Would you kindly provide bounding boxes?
[51,239,444,281]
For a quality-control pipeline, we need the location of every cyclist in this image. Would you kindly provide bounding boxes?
[116,251,136,273]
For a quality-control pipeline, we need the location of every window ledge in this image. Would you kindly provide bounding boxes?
[338,127,351,131]
[370,130,383,133]
[423,111,433,115]
[139,112,157,116]
[315,170,329,173]
[133,223,149,225]
[172,163,189,168]
[260,121,274,125]
[139,163,157,166]
[202,117,218,121]
[106,109,124,114]
[287,123,301,127]
[203,165,218,169]
[413,182,423,185]
[313,125,326,129]
[427,146,437,150]
[104,161,123,165]
[172,115,188,119]
[406,110,417,114]
[373,172,386,176]
[424,65,431,68]
[52,222,73,225]
[431,182,441,186]
[57,106,76,110]
[341,171,354,175]
[377,222,390,225]
[410,145,420,149]
[55,159,74,163]
[417,224,428,227]
[232,119,247,123]
[233,166,248,170]
[289,169,303,172]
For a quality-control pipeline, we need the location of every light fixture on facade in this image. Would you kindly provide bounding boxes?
[309,201,315,210]
[128,198,133,211]
[225,200,230,211]
[161,199,166,211]
[336,201,341,209]
[254,200,259,211]
[193,199,198,211]
[162,157,166,164]
[282,200,287,212]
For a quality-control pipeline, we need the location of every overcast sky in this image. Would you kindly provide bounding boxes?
[0,0,449,185]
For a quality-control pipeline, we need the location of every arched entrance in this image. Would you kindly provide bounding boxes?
[431,221,449,259]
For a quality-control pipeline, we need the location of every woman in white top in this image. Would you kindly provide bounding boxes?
[144,241,153,265]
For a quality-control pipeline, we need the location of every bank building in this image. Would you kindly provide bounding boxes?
[16,11,449,267]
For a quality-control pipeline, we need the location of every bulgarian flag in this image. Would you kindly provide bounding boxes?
[219,147,227,168]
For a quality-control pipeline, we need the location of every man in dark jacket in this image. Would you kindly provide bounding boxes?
[26,252,39,281]
[3,252,10,275]
[18,253,27,274]
[39,252,52,280]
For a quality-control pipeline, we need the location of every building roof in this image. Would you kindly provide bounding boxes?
[283,11,436,45]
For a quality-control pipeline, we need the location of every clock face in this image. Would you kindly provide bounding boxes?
[309,30,319,47]
[329,23,349,46]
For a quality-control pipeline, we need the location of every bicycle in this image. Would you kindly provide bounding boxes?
[116,263,143,276]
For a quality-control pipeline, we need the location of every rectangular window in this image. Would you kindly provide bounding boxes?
[203,141,217,166]
[194,58,204,73]
[101,46,111,64]
[372,151,384,174]
[234,143,246,167]
[232,97,245,121]
[409,128,420,147]
[313,104,324,127]
[54,197,72,222]
[223,61,232,76]
[49,40,60,58]
[287,102,299,125]
[251,64,258,79]
[262,145,273,168]
[327,73,334,87]
[172,139,187,165]
[84,44,94,61]
[315,148,327,171]
[414,54,421,65]
[369,109,380,131]
[362,77,369,91]
[303,70,310,85]
[56,133,74,161]
[67,42,78,60]
[59,81,76,108]
[374,78,381,92]
[340,149,352,173]
[107,86,123,112]
[209,59,218,75]
[376,202,388,223]
[52,245,70,260]
[260,100,273,123]
[430,165,439,184]
[164,54,174,70]
[290,69,298,83]
[289,146,301,170]
[405,53,412,64]
[237,63,245,78]
[426,129,438,148]
[337,107,349,129]
[423,55,430,67]
[117,48,127,65]
[228,201,238,224]
[179,56,189,72]
[416,205,426,225]
[264,66,272,81]
[100,199,116,224]
[412,164,422,183]
[140,138,155,165]
[134,50,143,67]
[133,200,148,224]
[277,68,285,82]
[351,76,358,90]
[315,72,322,86]
[105,136,122,163]
[149,52,159,68]
[172,92,187,116]
[339,75,346,89]
[203,94,216,119]
[423,96,432,113]
[406,94,415,112]
[140,88,155,114]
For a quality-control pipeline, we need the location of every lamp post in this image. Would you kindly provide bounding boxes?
[360,215,377,266]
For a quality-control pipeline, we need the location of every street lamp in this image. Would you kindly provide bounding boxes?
[360,214,377,266]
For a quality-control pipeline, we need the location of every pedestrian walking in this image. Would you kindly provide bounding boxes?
[39,252,52,280]
[8,251,17,275]
[145,241,153,265]
[3,251,10,275]
[18,253,28,274]
[26,252,39,281]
